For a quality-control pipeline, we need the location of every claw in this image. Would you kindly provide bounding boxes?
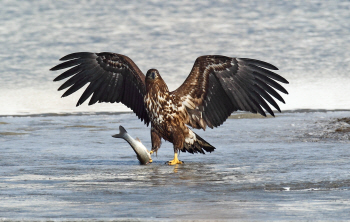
[167,153,183,165]
[167,159,183,165]
[149,151,153,163]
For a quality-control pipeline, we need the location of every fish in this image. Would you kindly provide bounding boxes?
[112,125,152,165]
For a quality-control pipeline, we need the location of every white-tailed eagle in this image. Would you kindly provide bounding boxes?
[51,52,288,165]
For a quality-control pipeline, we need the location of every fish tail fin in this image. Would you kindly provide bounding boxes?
[182,131,216,154]
[112,125,128,138]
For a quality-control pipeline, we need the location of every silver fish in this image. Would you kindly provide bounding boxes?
[112,125,152,165]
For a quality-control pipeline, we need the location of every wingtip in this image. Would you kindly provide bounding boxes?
[59,52,81,61]
[59,52,96,61]
[53,76,61,82]
[266,64,279,71]
[265,109,276,117]
[239,58,279,70]
[50,65,61,71]
[271,65,279,71]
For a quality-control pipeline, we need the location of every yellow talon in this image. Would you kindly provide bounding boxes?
[168,153,183,165]
[149,151,153,163]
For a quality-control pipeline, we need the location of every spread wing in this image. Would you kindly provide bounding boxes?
[172,55,289,129]
[50,52,150,125]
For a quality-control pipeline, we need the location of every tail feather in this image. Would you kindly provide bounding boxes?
[182,132,215,154]
[112,125,128,138]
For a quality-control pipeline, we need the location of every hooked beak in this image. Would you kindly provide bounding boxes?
[146,69,158,80]
[150,72,155,79]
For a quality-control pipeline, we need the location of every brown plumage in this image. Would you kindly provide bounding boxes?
[51,52,289,164]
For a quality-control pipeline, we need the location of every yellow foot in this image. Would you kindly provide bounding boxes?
[167,153,183,165]
[149,151,153,163]
[167,159,183,165]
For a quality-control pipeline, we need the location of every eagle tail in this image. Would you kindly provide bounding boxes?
[182,132,216,154]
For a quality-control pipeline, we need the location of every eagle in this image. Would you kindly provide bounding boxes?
[51,52,288,165]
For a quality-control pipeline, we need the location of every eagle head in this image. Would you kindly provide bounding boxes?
[146,69,160,80]
[145,69,168,92]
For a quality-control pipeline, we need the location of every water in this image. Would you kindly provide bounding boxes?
[1,0,350,115]
[1,111,350,220]
[1,0,350,220]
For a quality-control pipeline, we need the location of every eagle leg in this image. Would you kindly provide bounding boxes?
[151,127,161,156]
[167,152,183,165]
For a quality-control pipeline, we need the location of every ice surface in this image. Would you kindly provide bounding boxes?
[1,0,350,220]
[1,111,350,220]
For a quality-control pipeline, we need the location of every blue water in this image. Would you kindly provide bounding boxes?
[1,0,350,220]
[0,0,350,115]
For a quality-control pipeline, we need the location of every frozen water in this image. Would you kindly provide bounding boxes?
[1,111,350,220]
[1,0,350,220]
[0,0,350,115]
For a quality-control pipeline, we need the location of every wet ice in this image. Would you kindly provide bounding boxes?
[1,0,350,220]
[1,111,349,220]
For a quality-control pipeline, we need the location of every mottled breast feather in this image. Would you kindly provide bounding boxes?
[172,55,289,129]
[144,76,177,140]
[51,52,150,125]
